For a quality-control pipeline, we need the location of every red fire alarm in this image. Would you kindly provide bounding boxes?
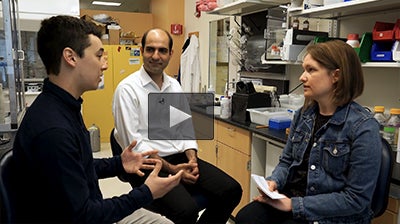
[171,24,183,35]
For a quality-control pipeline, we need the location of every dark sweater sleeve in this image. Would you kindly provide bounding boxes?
[35,128,153,223]
[94,156,125,179]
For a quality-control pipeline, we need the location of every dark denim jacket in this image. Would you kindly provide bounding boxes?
[268,102,381,224]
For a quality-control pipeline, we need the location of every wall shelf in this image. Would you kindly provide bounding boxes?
[207,0,290,16]
[288,0,400,19]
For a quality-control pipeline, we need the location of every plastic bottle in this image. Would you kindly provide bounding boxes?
[382,108,400,148]
[346,33,360,48]
[292,18,299,30]
[220,96,231,119]
[302,19,309,31]
[88,124,101,152]
[373,106,387,136]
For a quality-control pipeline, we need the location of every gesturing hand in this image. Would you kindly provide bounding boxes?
[120,140,159,176]
[145,160,183,199]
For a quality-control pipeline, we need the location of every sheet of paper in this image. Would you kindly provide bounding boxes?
[251,174,286,199]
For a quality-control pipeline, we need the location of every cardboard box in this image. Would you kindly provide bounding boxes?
[108,29,120,45]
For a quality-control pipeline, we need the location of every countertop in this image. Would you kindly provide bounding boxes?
[214,115,288,143]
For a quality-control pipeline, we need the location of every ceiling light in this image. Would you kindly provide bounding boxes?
[92,1,121,6]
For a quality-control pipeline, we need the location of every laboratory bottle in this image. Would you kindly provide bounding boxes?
[292,18,299,29]
[220,96,231,119]
[302,20,309,31]
[382,108,400,148]
[346,33,360,48]
[373,106,387,136]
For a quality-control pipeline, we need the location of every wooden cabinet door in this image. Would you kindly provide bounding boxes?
[197,139,217,166]
[216,120,251,155]
[217,143,250,216]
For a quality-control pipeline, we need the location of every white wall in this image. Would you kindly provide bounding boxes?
[16,0,79,31]
[184,0,230,90]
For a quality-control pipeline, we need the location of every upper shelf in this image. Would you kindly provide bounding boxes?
[288,0,400,19]
[206,0,290,16]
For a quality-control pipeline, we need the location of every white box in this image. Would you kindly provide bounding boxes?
[303,0,323,9]
[323,0,343,5]
[281,44,306,61]
[247,107,290,126]
[393,41,400,62]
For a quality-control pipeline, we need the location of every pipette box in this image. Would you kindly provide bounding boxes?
[269,116,292,130]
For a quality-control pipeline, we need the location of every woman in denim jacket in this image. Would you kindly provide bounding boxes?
[236,40,381,224]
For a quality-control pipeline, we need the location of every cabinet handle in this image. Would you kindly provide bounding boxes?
[247,160,251,171]
[227,127,235,136]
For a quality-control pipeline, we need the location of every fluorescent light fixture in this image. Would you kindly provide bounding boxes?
[92,1,121,6]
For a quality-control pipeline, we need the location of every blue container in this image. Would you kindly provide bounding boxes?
[269,116,291,130]
[370,42,394,62]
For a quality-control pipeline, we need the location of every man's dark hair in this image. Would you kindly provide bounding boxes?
[141,28,173,51]
[37,15,102,75]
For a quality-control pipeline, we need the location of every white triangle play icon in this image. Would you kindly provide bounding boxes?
[169,105,191,128]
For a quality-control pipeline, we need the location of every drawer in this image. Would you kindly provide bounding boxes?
[387,196,399,214]
[216,120,251,155]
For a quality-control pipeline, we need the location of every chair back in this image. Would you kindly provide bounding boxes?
[110,128,123,156]
[0,149,14,223]
[371,137,393,217]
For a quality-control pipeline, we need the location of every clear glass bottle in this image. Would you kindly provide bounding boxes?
[373,106,387,136]
[382,108,400,149]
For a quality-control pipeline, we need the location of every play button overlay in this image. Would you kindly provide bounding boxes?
[148,93,214,140]
[169,105,191,128]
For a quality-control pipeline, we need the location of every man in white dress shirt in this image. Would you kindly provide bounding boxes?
[112,28,242,224]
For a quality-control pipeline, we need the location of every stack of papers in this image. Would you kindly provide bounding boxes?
[251,174,285,199]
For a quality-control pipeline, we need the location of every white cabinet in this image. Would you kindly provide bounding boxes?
[207,0,290,16]
[288,0,400,19]
[251,133,285,199]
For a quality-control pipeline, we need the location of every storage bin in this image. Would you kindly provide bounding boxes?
[373,21,395,41]
[395,19,400,40]
[370,41,394,62]
[269,116,292,130]
[354,32,373,62]
[247,107,289,126]
[231,92,271,123]
[393,40,400,62]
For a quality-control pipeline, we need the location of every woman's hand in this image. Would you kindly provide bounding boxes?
[253,180,292,212]
[254,193,292,212]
